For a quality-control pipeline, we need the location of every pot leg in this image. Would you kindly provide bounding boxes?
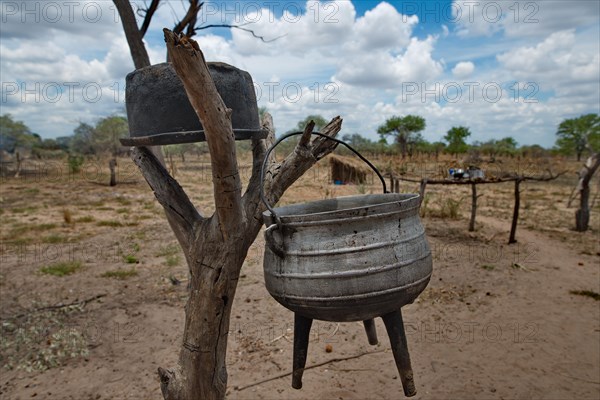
[363,319,378,345]
[382,310,417,397]
[292,313,313,389]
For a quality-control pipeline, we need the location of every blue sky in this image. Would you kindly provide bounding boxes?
[1,0,599,147]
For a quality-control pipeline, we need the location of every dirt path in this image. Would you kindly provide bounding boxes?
[1,209,598,399]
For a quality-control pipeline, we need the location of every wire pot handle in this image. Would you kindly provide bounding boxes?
[260,131,388,229]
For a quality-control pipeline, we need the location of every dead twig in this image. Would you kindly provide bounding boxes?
[4,294,107,320]
[511,263,530,272]
[234,349,387,391]
[196,22,286,43]
[269,329,292,343]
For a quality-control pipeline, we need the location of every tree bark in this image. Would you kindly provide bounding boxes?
[575,153,600,231]
[133,29,343,400]
[399,135,407,159]
[112,0,151,69]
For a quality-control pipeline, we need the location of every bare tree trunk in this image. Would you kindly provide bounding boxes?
[575,153,600,231]
[14,151,22,178]
[133,29,342,400]
[399,136,407,159]
[469,183,477,232]
[509,178,522,244]
[112,0,151,69]
[109,158,117,186]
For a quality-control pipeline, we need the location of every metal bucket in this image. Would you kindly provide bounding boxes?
[120,62,267,146]
[260,133,433,322]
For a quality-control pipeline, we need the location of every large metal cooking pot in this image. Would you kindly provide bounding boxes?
[120,62,267,146]
[260,133,433,322]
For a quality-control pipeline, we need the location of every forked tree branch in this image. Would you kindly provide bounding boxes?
[131,146,202,252]
[243,116,343,234]
[243,112,276,222]
[173,0,202,36]
[112,0,151,69]
[139,0,161,37]
[164,29,244,239]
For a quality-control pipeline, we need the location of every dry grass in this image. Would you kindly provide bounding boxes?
[0,152,598,392]
[0,310,89,371]
[40,261,83,277]
[101,268,138,279]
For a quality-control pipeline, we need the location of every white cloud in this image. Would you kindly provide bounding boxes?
[452,61,475,79]
[497,30,575,74]
[1,0,599,150]
[334,34,443,88]
[453,0,599,38]
[350,2,417,51]
[496,29,600,102]
[441,24,449,38]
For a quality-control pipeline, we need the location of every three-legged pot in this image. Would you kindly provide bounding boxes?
[263,193,433,396]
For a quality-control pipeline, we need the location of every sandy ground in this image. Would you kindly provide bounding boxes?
[0,156,599,399]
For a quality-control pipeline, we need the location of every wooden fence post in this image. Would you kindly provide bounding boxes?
[469,183,477,232]
[508,178,522,244]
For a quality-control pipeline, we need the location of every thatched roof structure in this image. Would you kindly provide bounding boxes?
[329,154,370,185]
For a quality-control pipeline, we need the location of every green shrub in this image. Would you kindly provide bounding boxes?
[67,155,84,174]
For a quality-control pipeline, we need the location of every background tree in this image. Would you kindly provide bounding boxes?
[0,114,40,153]
[377,115,426,159]
[340,133,381,156]
[519,144,548,159]
[555,113,600,161]
[70,117,128,185]
[495,137,518,156]
[431,141,446,159]
[277,115,329,155]
[407,132,426,158]
[296,115,328,131]
[444,126,471,155]
[93,116,129,156]
[93,116,129,186]
[412,139,446,159]
[0,114,41,177]
[477,137,518,158]
[70,122,96,155]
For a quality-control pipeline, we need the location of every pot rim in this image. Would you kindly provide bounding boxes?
[120,128,268,146]
[263,193,420,225]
